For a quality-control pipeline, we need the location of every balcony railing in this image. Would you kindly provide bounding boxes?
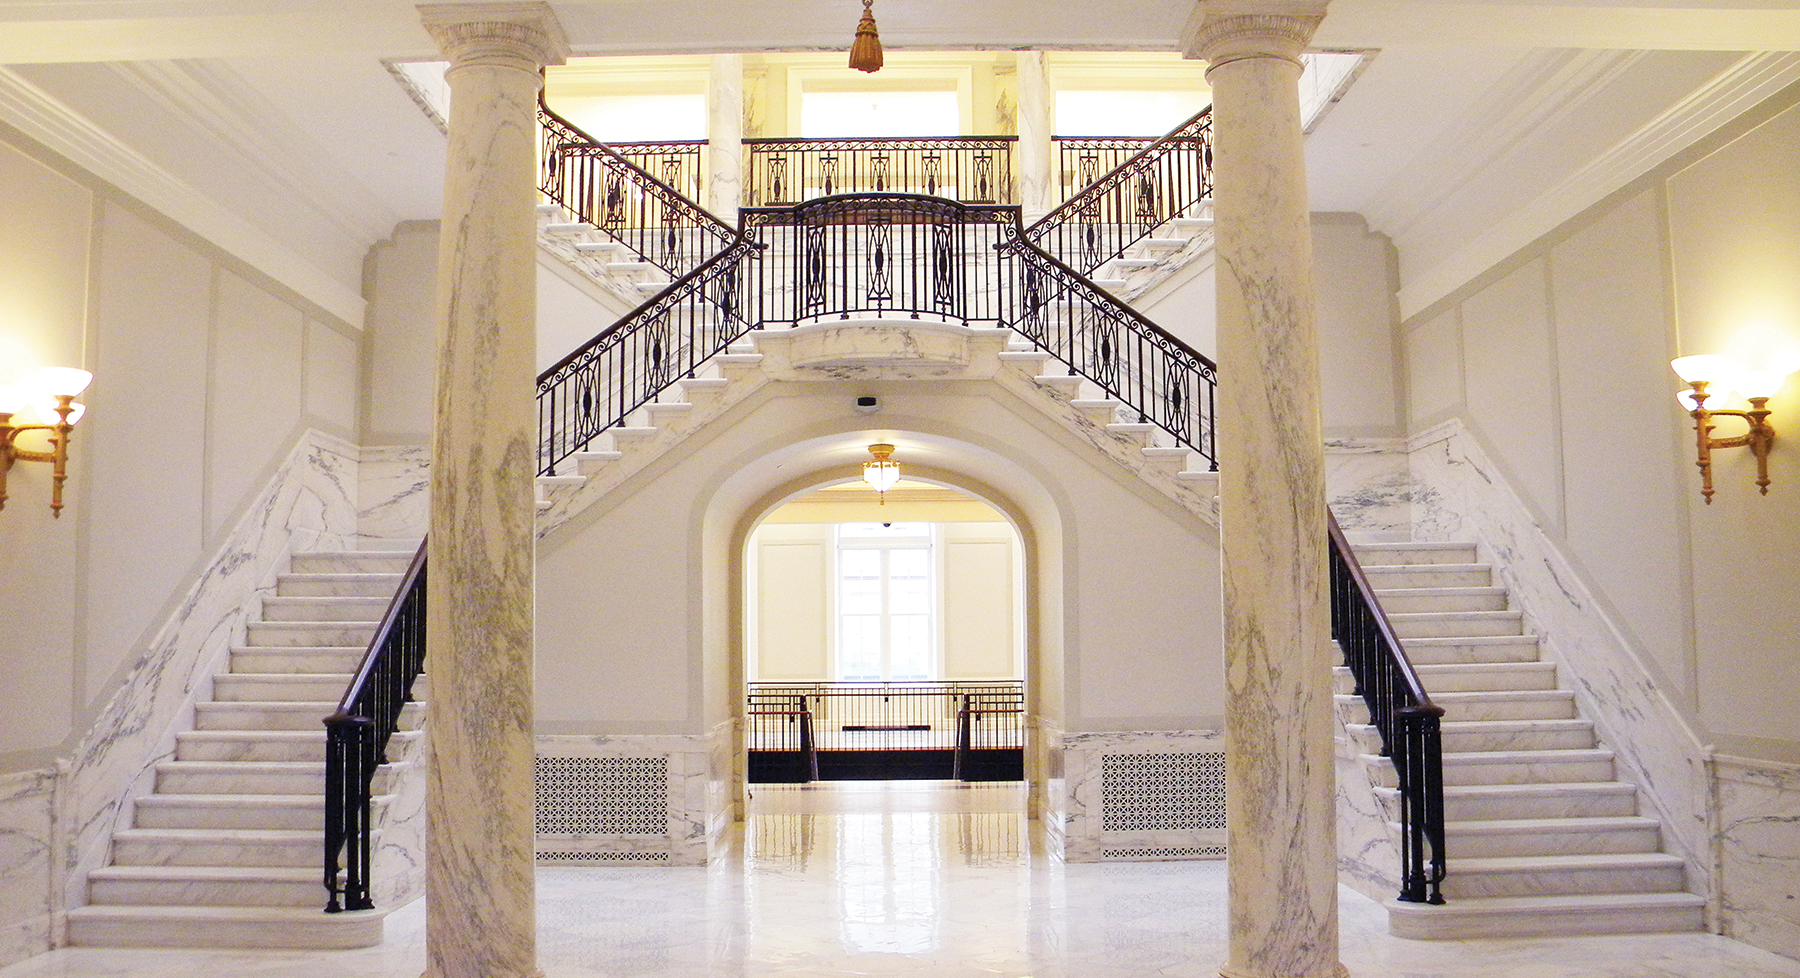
[1054,135,1157,200]
[746,681,1024,781]
[745,136,1016,206]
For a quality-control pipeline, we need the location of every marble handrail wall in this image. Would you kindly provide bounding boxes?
[60,430,364,922]
[1399,420,1716,912]
[1710,754,1800,959]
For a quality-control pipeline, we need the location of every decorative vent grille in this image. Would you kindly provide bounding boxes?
[1099,750,1227,832]
[535,755,668,836]
[535,849,670,863]
[1103,845,1227,860]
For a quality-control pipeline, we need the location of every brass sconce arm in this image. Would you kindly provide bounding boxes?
[0,394,79,517]
[1683,379,1776,504]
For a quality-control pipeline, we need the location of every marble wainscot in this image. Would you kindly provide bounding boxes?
[1712,754,1800,960]
[1325,437,1414,540]
[356,445,429,540]
[0,767,60,967]
[1335,699,1404,902]
[1060,729,1228,863]
[62,430,363,916]
[1029,716,1067,854]
[534,726,732,866]
[1404,419,1714,905]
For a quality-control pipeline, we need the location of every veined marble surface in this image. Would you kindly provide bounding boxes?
[62,430,361,923]
[3,781,1799,978]
[0,769,57,968]
[1325,437,1413,539]
[1334,716,1403,902]
[1714,755,1800,960]
[1405,419,1714,903]
[358,445,430,540]
[706,54,743,221]
[1061,729,1226,863]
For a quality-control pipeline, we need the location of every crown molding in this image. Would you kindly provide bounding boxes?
[0,66,365,326]
[1395,51,1800,320]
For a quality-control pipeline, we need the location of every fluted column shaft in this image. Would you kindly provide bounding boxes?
[1187,4,1346,978]
[1015,50,1055,224]
[708,54,746,222]
[417,5,567,978]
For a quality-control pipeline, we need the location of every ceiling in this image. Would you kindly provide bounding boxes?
[2,1,1798,323]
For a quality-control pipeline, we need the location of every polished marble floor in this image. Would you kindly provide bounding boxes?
[6,780,1799,978]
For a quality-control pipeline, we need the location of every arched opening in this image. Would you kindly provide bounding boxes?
[742,475,1027,782]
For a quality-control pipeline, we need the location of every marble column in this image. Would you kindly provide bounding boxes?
[416,5,567,978]
[1185,4,1345,978]
[1014,50,1055,224]
[708,53,745,222]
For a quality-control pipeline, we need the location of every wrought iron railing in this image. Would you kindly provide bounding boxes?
[1326,511,1447,905]
[740,194,1019,327]
[746,136,1016,206]
[323,540,427,913]
[1054,135,1156,200]
[609,139,704,204]
[539,100,735,279]
[1027,109,1213,277]
[746,681,1023,781]
[537,232,760,476]
[535,192,1218,474]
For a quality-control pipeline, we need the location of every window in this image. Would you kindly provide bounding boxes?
[836,523,935,681]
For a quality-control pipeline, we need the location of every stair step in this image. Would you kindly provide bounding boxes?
[286,551,414,575]
[230,646,365,674]
[1034,374,1084,397]
[1349,718,1595,754]
[1440,851,1687,899]
[1104,421,1155,444]
[1361,748,1616,787]
[1387,891,1705,939]
[1361,563,1493,589]
[1140,446,1191,472]
[1379,781,1638,821]
[1369,586,1508,613]
[244,621,378,648]
[274,572,403,598]
[573,241,622,254]
[211,674,353,702]
[1442,816,1663,857]
[194,701,420,732]
[1140,237,1187,250]
[1353,541,1480,565]
[543,222,595,234]
[1388,610,1524,638]
[1399,635,1543,664]
[88,864,325,908]
[132,793,390,831]
[1409,661,1559,691]
[1429,689,1577,722]
[110,828,326,868]
[65,904,384,949]
[257,596,391,622]
[1169,216,1215,230]
[1108,257,1159,269]
[155,760,327,796]
[175,730,325,762]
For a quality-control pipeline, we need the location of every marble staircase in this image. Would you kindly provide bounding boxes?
[1081,204,1216,302]
[65,541,426,949]
[1338,539,1706,939]
[533,321,1222,531]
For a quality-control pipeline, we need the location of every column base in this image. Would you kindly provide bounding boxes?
[424,969,544,978]
[1220,963,1349,978]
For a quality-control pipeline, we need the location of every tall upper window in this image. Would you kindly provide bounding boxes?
[837,522,935,681]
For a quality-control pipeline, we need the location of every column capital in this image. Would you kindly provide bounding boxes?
[1182,1,1328,68]
[419,2,570,72]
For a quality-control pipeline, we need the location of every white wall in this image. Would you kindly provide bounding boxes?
[0,121,363,767]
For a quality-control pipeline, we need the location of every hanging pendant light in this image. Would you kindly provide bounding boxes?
[848,0,884,73]
[862,443,899,504]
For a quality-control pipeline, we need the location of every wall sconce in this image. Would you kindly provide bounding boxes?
[862,443,899,503]
[1671,354,1788,503]
[0,366,94,517]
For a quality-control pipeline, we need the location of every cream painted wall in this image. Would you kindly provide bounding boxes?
[535,382,1223,737]
[1399,86,1800,760]
[746,519,1021,682]
[0,123,362,766]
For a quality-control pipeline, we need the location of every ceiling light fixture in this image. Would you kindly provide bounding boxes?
[848,0,883,73]
[862,443,899,503]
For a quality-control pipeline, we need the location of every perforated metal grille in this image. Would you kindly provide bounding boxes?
[535,755,668,836]
[535,849,670,863]
[1103,845,1227,860]
[1099,750,1227,832]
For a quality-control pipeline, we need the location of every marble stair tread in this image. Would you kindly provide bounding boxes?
[1386,610,1525,638]
[110,827,329,867]
[1351,718,1597,753]
[1437,815,1665,855]
[1408,661,1560,691]
[1359,747,1617,786]
[1426,689,1578,721]
[1397,635,1543,663]
[274,572,404,597]
[1438,851,1688,898]
[1360,563,1494,588]
[211,673,355,701]
[87,865,327,908]
[1367,586,1509,612]
[133,792,394,830]
[257,596,392,622]
[1351,541,1480,565]
[64,904,385,950]
[1382,781,1639,820]
[1386,891,1706,940]
[244,621,379,647]
[195,700,422,731]
[229,647,368,672]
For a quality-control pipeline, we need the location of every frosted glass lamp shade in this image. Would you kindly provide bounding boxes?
[0,385,22,415]
[1676,388,1707,412]
[1670,355,1734,386]
[1735,369,1789,400]
[37,367,92,397]
[862,443,900,492]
